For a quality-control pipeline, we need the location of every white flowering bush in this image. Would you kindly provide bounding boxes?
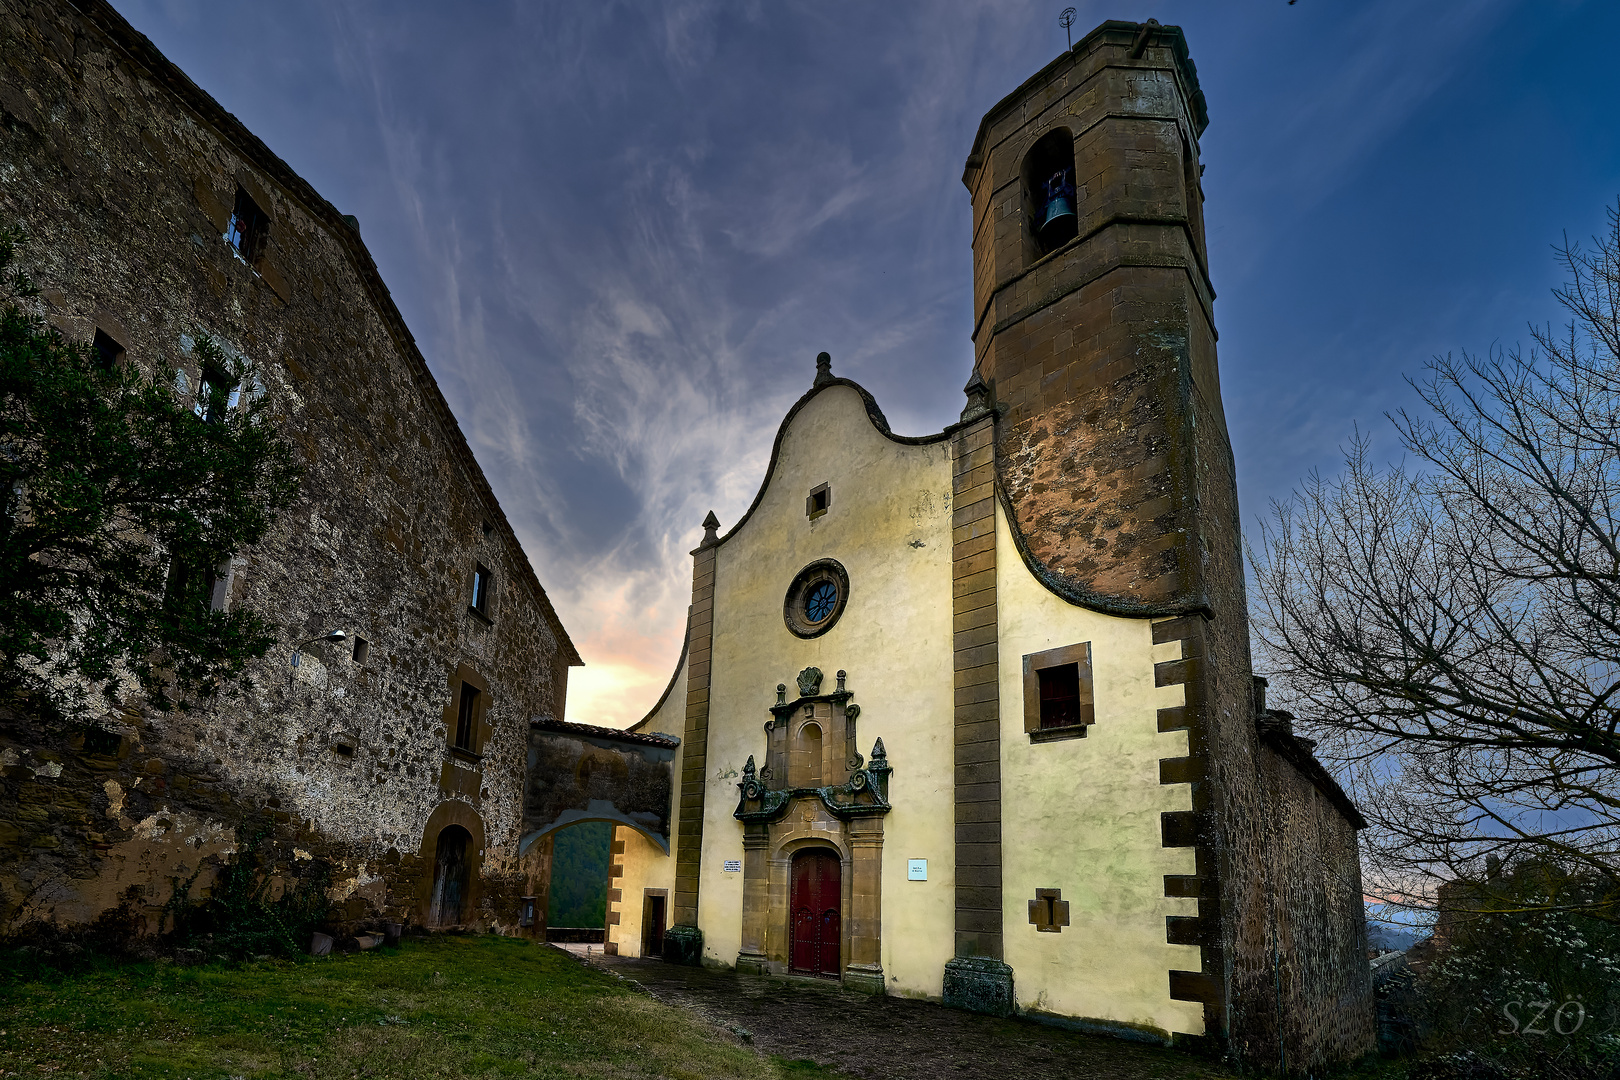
[1407,868,1620,1080]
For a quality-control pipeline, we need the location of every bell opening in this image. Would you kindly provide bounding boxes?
[1022,129,1079,258]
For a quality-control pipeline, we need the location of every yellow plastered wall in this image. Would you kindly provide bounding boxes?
[699,385,958,995]
[608,824,676,957]
[606,656,686,956]
[995,507,1205,1036]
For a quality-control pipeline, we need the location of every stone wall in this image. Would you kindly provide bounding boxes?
[1239,721,1376,1074]
[0,0,578,939]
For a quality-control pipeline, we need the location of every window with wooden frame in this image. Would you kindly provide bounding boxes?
[1022,641,1094,742]
[443,664,492,759]
[223,186,269,265]
[193,361,240,424]
[455,682,480,752]
[805,482,830,520]
[470,563,494,620]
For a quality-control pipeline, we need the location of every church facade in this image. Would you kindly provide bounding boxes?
[610,19,1375,1073]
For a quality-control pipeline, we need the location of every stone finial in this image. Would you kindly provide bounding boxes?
[814,351,833,387]
[871,737,887,766]
[700,510,720,547]
[776,683,787,706]
[960,369,993,423]
[835,669,846,692]
[742,755,756,780]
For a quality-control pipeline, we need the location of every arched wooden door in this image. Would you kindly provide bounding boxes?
[790,849,841,976]
[429,824,471,926]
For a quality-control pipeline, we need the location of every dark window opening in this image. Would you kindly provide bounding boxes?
[481,519,493,537]
[455,682,480,751]
[519,895,537,928]
[92,329,125,369]
[1037,663,1082,729]
[1023,641,1093,740]
[224,186,268,264]
[471,564,493,617]
[352,636,370,664]
[333,741,355,758]
[806,483,830,519]
[1021,129,1078,258]
[82,725,121,756]
[164,556,204,614]
[194,364,239,424]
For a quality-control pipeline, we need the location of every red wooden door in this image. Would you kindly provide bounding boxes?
[790,849,841,976]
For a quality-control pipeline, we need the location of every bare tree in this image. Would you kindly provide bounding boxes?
[1250,203,1620,921]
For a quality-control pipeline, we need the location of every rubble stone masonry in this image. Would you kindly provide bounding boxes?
[0,0,580,939]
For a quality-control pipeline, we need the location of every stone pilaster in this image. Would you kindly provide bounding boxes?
[670,511,720,958]
[735,823,770,974]
[844,817,886,994]
[944,387,1015,1013]
[949,401,1004,961]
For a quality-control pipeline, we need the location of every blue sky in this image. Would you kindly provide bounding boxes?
[115,0,1620,724]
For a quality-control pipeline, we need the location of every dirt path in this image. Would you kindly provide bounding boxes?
[562,947,1234,1080]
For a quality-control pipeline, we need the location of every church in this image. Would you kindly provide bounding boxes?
[606,18,1375,1073]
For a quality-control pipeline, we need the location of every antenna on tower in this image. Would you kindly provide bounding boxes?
[1059,7,1077,49]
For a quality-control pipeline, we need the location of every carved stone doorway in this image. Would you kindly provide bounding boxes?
[790,848,841,976]
[429,824,471,926]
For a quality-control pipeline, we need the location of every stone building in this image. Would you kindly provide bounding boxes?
[0,0,580,937]
[610,19,1376,1074]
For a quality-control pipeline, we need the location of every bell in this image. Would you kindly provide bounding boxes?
[1039,193,1076,236]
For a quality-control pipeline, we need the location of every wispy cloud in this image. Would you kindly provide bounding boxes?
[114,0,1620,732]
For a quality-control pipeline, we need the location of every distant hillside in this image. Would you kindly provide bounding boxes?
[1368,924,1420,952]
[547,821,612,928]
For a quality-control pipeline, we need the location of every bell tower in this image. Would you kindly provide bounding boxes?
[962,18,1227,615]
[962,20,1260,1051]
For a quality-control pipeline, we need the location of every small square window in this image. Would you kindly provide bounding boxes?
[352,636,370,664]
[455,682,480,751]
[92,328,125,369]
[471,564,493,617]
[1022,641,1094,741]
[1037,664,1082,728]
[806,483,830,520]
[82,726,122,757]
[224,186,269,264]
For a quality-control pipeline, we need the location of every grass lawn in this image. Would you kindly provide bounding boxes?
[0,935,846,1079]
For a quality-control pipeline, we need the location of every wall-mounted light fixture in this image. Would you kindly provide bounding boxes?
[290,630,347,668]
